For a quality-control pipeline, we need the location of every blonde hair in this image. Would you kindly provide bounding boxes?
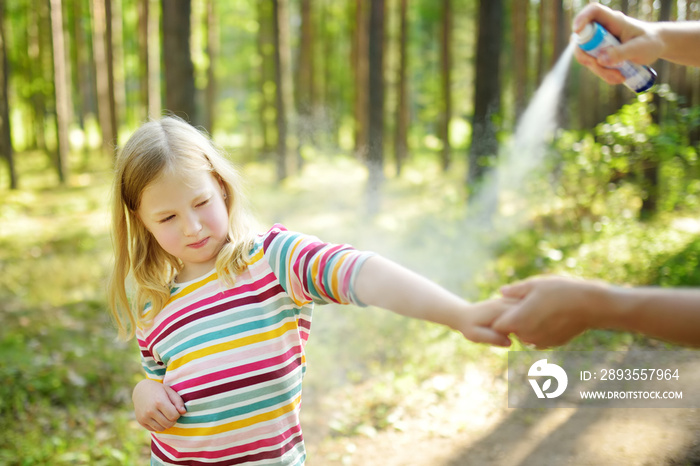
[108,116,256,340]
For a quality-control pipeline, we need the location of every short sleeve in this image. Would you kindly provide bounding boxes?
[136,332,166,382]
[261,224,374,307]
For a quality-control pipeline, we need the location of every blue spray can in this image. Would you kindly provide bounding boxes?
[576,22,656,93]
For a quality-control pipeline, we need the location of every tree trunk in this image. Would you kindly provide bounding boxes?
[296,0,313,117]
[353,0,369,158]
[105,0,118,146]
[70,0,90,131]
[0,0,16,189]
[366,0,385,213]
[148,0,161,118]
[551,0,566,67]
[272,0,289,181]
[28,1,48,152]
[280,0,296,171]
[319,3,335,144]
[642,0,673,219]
[295,0,313,161]
[439,0,452,171]
[162,0,196,122]
[137,0,149,121]
[667,2,688,104]
[639,158,659,220]
[612,0,630,113]
[536,0,547,86]
[394,0,408,176]
[468,0,503,186]
[578,66,596,129]
[318,3,329,118]
[512,0,529,119]
[91,0,116,152]
[257,0,274,154]
[50,0,70,183]
[689,0,700,145]
[552,0,569,127]
[204,0,217,133]
[111,0,125,129]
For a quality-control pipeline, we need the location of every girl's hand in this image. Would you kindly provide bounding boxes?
[456,298,515,347]
[133,379,187,432]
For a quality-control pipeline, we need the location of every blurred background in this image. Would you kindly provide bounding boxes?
[1,0,700,464]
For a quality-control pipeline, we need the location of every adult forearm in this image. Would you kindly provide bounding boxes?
[655,21,700,66]
[605,287,700,346]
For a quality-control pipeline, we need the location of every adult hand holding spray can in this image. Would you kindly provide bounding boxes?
[575,21,657,93]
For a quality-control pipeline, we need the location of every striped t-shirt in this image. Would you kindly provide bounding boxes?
[136,225,374,465]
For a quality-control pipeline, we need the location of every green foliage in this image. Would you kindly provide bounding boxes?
[0,155,146,465]
[552,97,700,223]
[480,98,700,352]
[656,237,700,287]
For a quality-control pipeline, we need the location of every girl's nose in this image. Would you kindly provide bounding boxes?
[183,212,202,236]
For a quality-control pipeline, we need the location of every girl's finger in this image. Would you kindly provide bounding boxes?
[467,326,512,347]
[144,420,166,432]
[151,411,175,432]
[164,384,187,415]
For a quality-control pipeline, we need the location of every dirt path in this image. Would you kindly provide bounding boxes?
[303,363,700,465]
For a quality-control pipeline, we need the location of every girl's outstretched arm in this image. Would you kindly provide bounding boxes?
[353,255,512,346]
[133,379,187,432]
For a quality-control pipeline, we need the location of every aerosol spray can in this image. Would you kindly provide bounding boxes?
[576,22,657,93]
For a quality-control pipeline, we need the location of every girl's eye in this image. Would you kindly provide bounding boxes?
[159,215,175,223]
[196,199,210,208]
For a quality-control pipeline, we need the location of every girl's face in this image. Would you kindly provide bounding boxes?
[137,169,229,282]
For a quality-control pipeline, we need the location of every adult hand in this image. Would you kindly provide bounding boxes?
[492,276,606,348]
[573,3,664,84]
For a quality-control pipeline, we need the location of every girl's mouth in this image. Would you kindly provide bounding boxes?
[188,237,210,249]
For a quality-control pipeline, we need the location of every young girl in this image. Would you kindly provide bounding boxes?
[108,116,512,465]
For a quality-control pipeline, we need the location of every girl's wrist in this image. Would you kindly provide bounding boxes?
[431,300,471,333]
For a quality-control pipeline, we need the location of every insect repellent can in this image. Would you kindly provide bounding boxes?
[576,21,657,93]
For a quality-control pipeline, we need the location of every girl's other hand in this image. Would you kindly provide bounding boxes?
[133,379,187,432]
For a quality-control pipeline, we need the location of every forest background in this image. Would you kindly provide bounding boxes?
[2,0,700,464]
